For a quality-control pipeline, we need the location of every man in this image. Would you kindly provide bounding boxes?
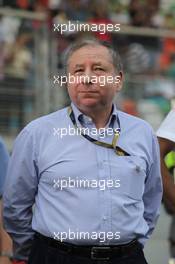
[157,108,175,261]
[0,137,12,264]
[157,109,175,210]
[0,138,9,200]
[3,39,162,264]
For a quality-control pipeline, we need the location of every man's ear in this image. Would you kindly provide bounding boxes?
[115,71,123,92]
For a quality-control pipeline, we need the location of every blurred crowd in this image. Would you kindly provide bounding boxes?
[1,0,175,79]
[0,0,175,133]
[1,0,175,28]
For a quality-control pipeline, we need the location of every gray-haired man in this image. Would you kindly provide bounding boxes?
[3,39,162,264]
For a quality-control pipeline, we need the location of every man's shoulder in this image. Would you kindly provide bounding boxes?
[118,110,153,131]
[20,107,69,135]
[157,109,175,142]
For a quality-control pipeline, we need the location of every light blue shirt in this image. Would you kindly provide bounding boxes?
[0,137,9,197]
[3,103,162,261]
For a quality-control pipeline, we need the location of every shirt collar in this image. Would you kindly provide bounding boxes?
[70,102,118,128]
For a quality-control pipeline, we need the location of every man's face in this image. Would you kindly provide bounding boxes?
[67,45,123,111]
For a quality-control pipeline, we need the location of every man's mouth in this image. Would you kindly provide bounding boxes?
[79,91,99,93]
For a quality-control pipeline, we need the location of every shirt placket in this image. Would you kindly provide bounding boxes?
[79,114,113,244]
[96,134,112,244]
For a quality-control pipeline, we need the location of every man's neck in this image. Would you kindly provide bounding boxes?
[78,105,113,129]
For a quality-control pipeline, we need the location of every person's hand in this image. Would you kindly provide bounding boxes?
[0,256,12,264]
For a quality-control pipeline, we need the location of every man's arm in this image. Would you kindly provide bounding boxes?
[0,138,12,264]
[3,129,38,262]
[141,134,163,245]
[158,137,175,211]
[0,199,12,264]
[0,138,9,199]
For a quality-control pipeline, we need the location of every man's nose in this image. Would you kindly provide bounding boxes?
[82,69,93,84]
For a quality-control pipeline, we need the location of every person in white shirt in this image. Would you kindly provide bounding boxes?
[157,109,175,210]
[157,109,175,259]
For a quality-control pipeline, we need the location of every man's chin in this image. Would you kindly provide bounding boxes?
[78,98,100,108]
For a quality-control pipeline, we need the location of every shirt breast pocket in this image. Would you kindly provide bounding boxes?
[110,155,147,201]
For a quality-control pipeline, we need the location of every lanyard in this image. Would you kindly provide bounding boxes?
[67,106,129,156]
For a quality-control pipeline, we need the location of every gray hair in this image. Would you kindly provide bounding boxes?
[63,38,123,74]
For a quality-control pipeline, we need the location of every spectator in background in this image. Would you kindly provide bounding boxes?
[63,0,90,21]
[128,0,161,71]
[157,108,175,259]
[89,0,112,42]
[157,108,175,210]
[129,0,159,27]
[129,0,148,27]
[0,137,12,264]
[159,38,175,73]
[163,151,175,258]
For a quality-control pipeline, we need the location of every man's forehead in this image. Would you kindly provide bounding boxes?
[68,45,112,65]
[74,61,104,67]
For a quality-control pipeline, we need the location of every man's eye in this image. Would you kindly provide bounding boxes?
[75,69,83,73]
[94,67,104,71]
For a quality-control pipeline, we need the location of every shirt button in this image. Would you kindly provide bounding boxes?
[87,118,92,125]
[99,131,104,137]
[103,216,107,221]
[135,165,141,172]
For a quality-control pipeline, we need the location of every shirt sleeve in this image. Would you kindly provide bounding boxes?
[0,138,9,198]
[157,109,175,142]
[141,133,163,245]
[3,128,39,261]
